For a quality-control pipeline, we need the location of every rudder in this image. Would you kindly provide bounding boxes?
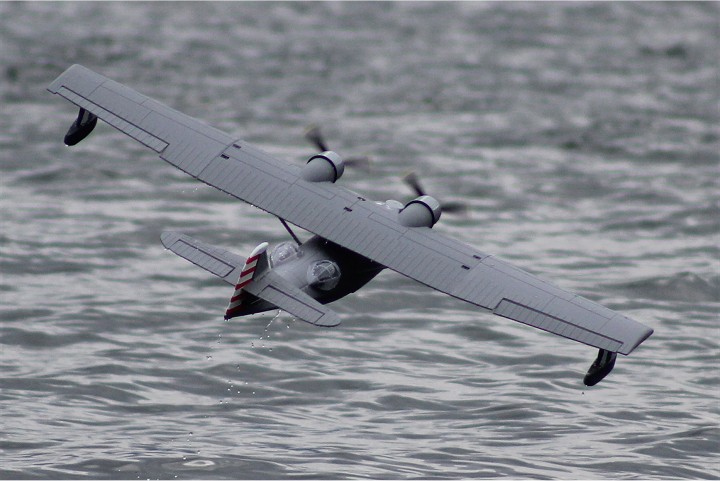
[224,242,270,320]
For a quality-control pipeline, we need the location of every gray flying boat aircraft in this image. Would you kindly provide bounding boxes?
[48,65,653,386]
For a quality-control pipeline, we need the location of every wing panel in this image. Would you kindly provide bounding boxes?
[93,85,152,125]
[105,81,148,106]
[494,298,623,352]
[402,228,478,266]
[484,256,576,302]
[368,212,407,234]
[49,64,104,97]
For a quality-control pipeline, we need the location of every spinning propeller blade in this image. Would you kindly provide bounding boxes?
[403,171,426,197]
[306,127,464,214]
[403,171,467,215]
[304,125,372,172]
[304,124,329,152]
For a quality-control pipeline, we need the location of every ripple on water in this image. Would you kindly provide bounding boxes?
[1,1,718,480]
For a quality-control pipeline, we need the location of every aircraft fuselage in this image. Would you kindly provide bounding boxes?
[239,235,385,316]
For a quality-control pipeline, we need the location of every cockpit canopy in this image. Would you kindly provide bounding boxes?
[306,260,341,291]
[270,241,300,267]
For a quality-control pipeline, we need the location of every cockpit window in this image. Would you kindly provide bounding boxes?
[270,241,300,267]
[306,260,341,291]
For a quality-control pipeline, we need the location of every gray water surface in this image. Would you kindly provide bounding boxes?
[1,2,719,479]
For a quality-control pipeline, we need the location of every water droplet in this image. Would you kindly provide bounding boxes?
[206,355,212,360]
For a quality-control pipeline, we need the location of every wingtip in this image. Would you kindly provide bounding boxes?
[619,325,655,355]
[48,64,88,93]
[313,313,342,328]
[160,231,181,248]
[315,322,341,328]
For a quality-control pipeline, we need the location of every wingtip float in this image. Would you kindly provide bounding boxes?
[63,107,97,146]
[49,64,653,386]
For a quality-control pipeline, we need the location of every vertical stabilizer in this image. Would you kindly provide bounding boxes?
[225,242,269,320]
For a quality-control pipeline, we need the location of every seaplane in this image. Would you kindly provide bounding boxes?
[48,64,653,386]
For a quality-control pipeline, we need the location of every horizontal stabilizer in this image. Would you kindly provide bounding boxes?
[245,271,341,327]
[160,231,245,284]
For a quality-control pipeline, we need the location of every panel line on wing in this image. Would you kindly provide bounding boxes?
[175,239,236,277]
[494,298,623,351]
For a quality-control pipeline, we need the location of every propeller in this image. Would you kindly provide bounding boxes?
[305,125,466,215]
[403,171,467,214]
[304,125,372,171]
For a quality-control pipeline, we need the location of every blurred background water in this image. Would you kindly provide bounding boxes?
[1,2,718,479]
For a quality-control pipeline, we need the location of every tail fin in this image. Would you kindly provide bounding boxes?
[224,242,270,320]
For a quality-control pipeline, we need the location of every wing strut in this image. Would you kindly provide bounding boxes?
[278,218,301,246]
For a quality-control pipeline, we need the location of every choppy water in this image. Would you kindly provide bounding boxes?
[1,2,719,479]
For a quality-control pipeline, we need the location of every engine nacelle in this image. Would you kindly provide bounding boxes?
[301,151,345,183]
[398,195,442,228]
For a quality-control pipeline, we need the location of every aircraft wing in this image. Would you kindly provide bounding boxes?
[48,65,652,354]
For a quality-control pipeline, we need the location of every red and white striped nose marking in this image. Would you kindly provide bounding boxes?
[224,243,268,320]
